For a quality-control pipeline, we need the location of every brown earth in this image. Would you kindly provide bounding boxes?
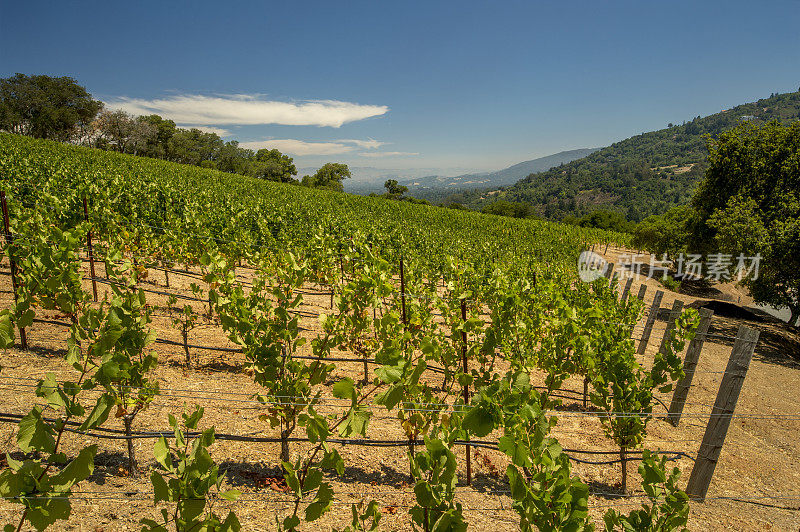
[1,246,798,531]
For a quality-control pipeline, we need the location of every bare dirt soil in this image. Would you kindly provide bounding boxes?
[1,247,799,531]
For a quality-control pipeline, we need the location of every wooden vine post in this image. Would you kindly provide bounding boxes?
[399,256,407,329]
[603,262,615,280]
[657,299,684,355]
[685,325,759,500]
[620,277,633,301]
[83,197,98,301]
[399,255,413,476]
[667,308,714,426]
[461,298,471,486]
[1,190,27,350]
[636,284,648,301]
[583,376,589,409]
[637,290,664,355]
[620,445,628,495]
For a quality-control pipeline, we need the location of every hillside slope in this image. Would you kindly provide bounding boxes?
[473,90,800,221]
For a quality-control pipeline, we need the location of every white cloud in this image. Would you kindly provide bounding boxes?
[106,94,388,128]
[359,151,420,158]
[238,138,389,156]
[238,139,355,156]
[341,138,387,149]
[178,125,231,137]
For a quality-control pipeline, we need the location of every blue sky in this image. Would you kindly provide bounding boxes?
[2,0,799,173]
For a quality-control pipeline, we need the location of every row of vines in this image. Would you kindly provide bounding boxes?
[0,133,696,531]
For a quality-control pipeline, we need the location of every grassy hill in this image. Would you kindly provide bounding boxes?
[469,90,800,222]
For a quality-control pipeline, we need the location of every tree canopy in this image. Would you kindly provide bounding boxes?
[566,209,635,233]
[252,149,298,182]
[301,163,351,191]
[90,110,298,182]
[384,179,408,198]
[692,120,800,326]
[0,74,302,183]
[481,200,537,219]
[632,206,693,259]
[0,73,103,142]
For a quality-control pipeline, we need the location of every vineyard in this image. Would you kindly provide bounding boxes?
[0,133,798,531]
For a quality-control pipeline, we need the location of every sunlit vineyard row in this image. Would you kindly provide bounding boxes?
[0,133,630,275]
[0,133,698,531]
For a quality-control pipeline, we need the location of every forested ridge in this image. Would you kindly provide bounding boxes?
[468,90,800,221]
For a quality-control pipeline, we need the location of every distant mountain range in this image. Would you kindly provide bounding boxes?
[460,89,800,221]
[298,166,482,192]
[398,148,599,191]
[320,148,599,201]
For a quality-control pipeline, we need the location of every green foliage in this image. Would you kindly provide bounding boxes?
[93,110,160,156]
[384,179,408,197]
[211,251,333,462]
[589,292,698,489]
[0,265,102,531]
[165,294,200,368]
[603,451,690,532]
[251,148,297,182]
[481,199,537,219]
[0,73,102,142]
[167,128,225,167]
[659,276,681,292]
[566,209,635,233]
[0,131,628,276]
[471,372,592,531]
[7,196,89,321]
[301,162,352,191]
[0,442,97,532]
[141,406,241,532]
[632,206,694,258]
[506,451,592,532]
[92,256,160,474]
[692,120,800,325]
[333,500,382,532]
[409,438,467,532]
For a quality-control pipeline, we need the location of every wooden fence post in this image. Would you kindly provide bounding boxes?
[399,256,407,331]
[636,284,647,301]
[668,308,714,426]
[83,197,98,301]
[637,290,663,355]
[399,255,412,477]
[461,298,471,486]
[685,325,759,500]
[603,262,615,280]
[1,190,27,350]
[657,299,684,354]
[621,278,633,301]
